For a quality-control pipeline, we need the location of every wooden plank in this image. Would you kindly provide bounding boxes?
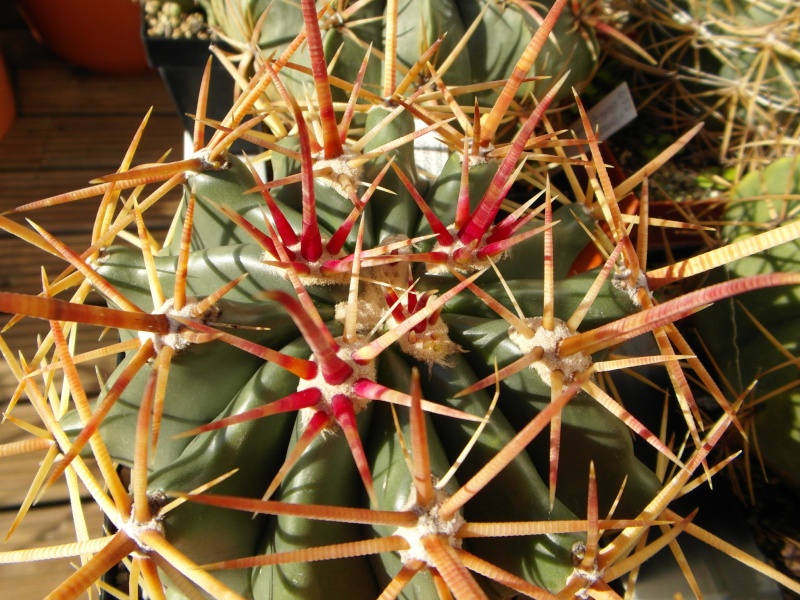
[0,502,106,600]
[15,66,176,117]
[0,233,116,295]
[0,114,185,172]
[0,403,105,509]
[0,170,182,235]
[1,15,175,600]
[0,117,49,169]
[0,168,108,210]
[39,115,185,171]
[0,315,123,404]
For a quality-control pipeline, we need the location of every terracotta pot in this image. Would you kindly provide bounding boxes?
[0,52,14,140]
[17,0,149,75]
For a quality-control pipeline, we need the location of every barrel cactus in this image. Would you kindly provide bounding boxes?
[1,1,800,598]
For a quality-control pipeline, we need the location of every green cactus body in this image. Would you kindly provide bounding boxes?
[46,5,667,591]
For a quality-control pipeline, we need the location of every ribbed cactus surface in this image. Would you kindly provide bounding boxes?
[202,0,598,105]
[72,148,660,596]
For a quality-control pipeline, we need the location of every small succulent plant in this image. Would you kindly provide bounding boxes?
[1,1,800,599]
[142,1,213,39]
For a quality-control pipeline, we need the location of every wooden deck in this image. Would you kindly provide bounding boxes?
[0,5,184,597]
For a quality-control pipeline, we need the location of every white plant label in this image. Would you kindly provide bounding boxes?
[568,82,638,147]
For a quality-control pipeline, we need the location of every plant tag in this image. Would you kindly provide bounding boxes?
[566,82,637,154]
[414,118,451,178]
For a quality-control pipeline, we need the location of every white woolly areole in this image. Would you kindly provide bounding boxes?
[573,566,604,600]
[611,268,650,307]
[572,563,605,599]
[122,514,165,557]
[296,339,376,431]
[334,280,386,334]
[465,153,488,168]
[569,540,604,597]
[332,258,415,337]
[387,314,461,368]
[509,317,592,388]
[185,147,229,174]
[312,148,363,198]
[394,487,465,566]
[138,298,213,353]
[330,256,462,366]
[426,224,511,275]
[427,225,496,276]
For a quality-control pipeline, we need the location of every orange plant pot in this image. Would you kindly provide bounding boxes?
[0,52,15,140]
[17,0,149,75]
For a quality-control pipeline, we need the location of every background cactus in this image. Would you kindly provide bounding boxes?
[201,0,600,110]
[1,1,800,598]
[695,156,800,491]
[603,0,800,176]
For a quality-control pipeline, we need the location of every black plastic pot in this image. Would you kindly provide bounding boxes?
[141,21,261,156]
